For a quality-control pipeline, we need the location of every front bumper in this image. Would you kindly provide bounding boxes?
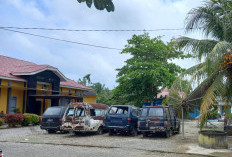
[40,125,61,131]
[105,125,131,131]
[139,126,167,133]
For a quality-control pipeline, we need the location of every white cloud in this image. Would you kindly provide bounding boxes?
[0,0,204,89]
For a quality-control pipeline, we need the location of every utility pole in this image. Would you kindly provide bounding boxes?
[181,104,184,139]
[180,80,184,139]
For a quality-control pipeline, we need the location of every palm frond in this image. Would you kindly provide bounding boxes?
[177,37,218,60]
[205,41,232,75]
[200,71,226,118]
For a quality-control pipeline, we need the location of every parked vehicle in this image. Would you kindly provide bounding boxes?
[70,103,108,135]
[138,106,180,137]
[40,106,67,133]
[61,105,75,131]
[105,105,141,136]
[0,149,4,157]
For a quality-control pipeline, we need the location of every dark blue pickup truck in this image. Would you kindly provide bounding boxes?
[138,106,180,137]
[105,105,141,136]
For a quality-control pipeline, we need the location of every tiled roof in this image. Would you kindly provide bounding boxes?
[0,55,94,91]
[60,79,95,91]
[157,87,169,98]
[157,87,186,99]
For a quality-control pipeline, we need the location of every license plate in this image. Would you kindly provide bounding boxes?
[47,119,53,122]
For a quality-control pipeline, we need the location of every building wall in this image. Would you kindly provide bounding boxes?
[0,80,25,114]
[0,79,97,115]
[83,95,97,103]
[0,86,7,114]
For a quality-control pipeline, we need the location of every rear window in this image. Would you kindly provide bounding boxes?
[90,109,106,116]
[148,108,164,117]
[43,107,61,116]
[66,108,74,116]
[108,106,128,115]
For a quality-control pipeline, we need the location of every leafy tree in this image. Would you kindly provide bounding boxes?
[78,74,92,86]
[112,33,187,107]
[167,79,192,118]
[176,0,232,128]
[78,74,114,105]
[77,0,114,12]
[92,82,105,94]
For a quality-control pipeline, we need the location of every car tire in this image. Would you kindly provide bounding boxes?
[97,127,103,135]
[131,127,138,136]
[60,130,69,134]
[165,130,170,138]
[74,131,81,135]
[142,132,148,137]
[109,129,114,136]
[170,129,173,136]
[176,126,180,134]
[47,130,56,134]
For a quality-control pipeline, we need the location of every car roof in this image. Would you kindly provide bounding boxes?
[71,102,108,109]
[110,105,140,109]
[143,105,169,108]
[48,106,67,109]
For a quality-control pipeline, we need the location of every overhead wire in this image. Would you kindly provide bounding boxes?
[0,28,122,51]
[0,26,188,32]
[0,26,199,50]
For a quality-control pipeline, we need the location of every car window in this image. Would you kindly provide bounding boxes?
[66,108,74,116]
[90,109,107,116]
[148,108,163,117]
[132,109,138,116]
[108,107,117,114]
[43,107,61,116]
[90,109,96,116]
[141,108,148,117]
[108,106,128,115]
[95,109,106,116]
[75,108,85,117]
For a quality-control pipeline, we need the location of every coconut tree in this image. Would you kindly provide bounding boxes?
[172,0,232,128]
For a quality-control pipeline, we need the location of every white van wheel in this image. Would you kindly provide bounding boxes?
[97,127,103,135]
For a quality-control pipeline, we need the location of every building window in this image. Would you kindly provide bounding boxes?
[8,82,12,86]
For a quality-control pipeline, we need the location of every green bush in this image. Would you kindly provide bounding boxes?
[21,113,40,126]
[21,114,31,126]
[208,109,218,119]
[0,118,4,126]
[30,114,40,125]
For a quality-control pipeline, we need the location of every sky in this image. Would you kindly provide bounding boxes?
[0,0,204,89]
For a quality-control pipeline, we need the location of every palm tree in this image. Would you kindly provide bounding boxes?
[173,0,232,127]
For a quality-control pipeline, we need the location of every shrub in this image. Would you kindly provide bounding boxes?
[208,109,218,119]
[13,107,21,113]
[21,113,40,126]
[30,114,40,125]
[5,113,24,127]
[21,113,31,126]
[0,118,4,126]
